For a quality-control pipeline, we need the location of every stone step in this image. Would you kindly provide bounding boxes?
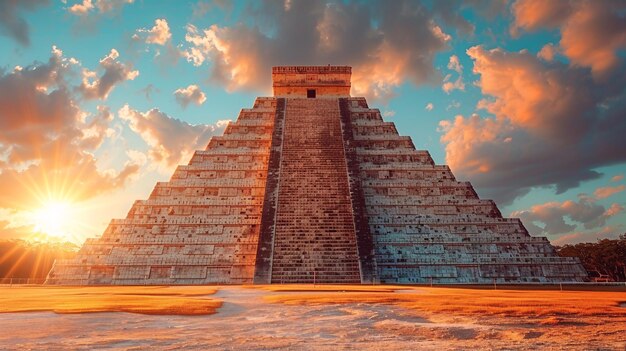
[270,98,362,283]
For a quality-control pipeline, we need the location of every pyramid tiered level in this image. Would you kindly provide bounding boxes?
[47,66,587,284]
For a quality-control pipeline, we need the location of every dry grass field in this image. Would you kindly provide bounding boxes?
[0,284,624,350]
[0,285,220,315]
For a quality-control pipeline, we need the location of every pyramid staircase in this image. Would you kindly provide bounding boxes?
[269,98,361,283]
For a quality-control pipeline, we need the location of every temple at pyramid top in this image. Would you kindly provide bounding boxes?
[272,65,351,97]
[47,65,587,285]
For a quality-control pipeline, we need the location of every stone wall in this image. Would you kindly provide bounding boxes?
[47,98,278,285]
[342,97,587,283]
[272,66,351,97]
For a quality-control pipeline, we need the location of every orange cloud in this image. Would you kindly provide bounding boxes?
[439,113,513,174]
[468,46,596,137]
[79,105,115,150]
[0,47,140,211]
[173,85,206,109]
[78,49,138,100]
[594,185,625,199]
[440,45,626,204]
[118,105,228,169]
[551,225,619,246]
[510,0,571,33]
[132,19,181,66]
[560,1,626,79]
[604,203,624,217]
[181,1,451,101]
[442,55,465,93]
[68,0,94,15]
[67,0,134,16]
[537,43,558,61]
[511,0,626,79]
[512,195,617,236]
[135,18,171,46]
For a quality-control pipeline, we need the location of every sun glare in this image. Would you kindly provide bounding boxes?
[32,201,74,241]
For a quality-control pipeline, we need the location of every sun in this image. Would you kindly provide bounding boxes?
[32,201,75,241]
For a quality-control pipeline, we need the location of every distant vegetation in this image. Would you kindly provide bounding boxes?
[556,235,626,282]
[0,240,78,280]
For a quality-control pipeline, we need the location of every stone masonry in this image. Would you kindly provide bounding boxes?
[47,66,587,284]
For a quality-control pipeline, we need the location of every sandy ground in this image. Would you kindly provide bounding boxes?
[0,286,220,315]
[0,285,624,350]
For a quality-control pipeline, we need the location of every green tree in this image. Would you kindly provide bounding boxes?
[556,235,626,282]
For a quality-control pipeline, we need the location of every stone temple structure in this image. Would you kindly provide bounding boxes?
[47,66,587,285]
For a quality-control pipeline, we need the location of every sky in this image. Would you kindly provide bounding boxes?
[0,0,625,246]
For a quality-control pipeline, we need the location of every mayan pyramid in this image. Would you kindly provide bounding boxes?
[47,66,587,285]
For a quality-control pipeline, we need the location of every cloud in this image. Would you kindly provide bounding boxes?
[431,1,474,35]
[192,1,212,18]
[125,149,147,167]
[594,185,625,199]
[433,0,507,36]
[191,0,231,18]
[537,43,558,61]
[604,203,624,217]
[139,83,159,101]
[511,0,626,79]
[68,0,94,15]
[439,45,626,205]
[0,46,78,159]
[79,105,115,150]
[611,174,624,182]
[93,0,134,13]
[448,54,463,74]
[0,47,140,211]
[382,110,395,118]
[173,84,206,109]
[446,100,460,111]
[442,54,465,93]
[425,103,434,111]
[182,1,454,101]
[510,0,571,33]
[67,0,134,16]
[135,18,171,45]
[552,225,622,246]
[512,195,620,236]
[77,49,139,100]
[118,105,227,168]
[132,19,182,66]
[0,0,48,46]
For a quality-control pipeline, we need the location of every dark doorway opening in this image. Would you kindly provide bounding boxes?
[307,89,316,98]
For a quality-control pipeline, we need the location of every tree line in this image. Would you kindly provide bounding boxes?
[555,235,626,282]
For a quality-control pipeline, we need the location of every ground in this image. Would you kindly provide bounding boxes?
[0,285,624,350]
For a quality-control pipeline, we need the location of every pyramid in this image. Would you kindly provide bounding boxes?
[47,66,587,285]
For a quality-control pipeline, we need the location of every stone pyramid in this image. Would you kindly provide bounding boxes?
[47,66,587,285]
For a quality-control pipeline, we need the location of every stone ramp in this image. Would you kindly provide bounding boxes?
[270,98,361,283]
